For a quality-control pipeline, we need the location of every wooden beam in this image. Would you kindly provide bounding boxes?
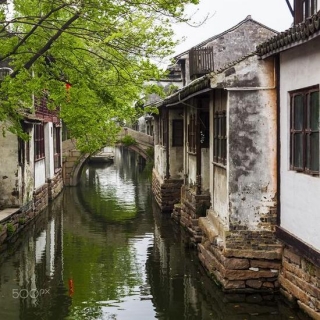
[285,0,294,17]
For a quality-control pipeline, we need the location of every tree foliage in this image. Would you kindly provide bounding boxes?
[0,0,199,152]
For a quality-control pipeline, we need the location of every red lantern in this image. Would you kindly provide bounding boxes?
[65,82,71,102]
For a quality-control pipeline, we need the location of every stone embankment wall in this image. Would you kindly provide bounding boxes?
[0,171,63,249]
[279,246,320,319]
[34,183,49,215]
[198,239,281,292]
[0,202,33,249]
[152,169,183,212]
[48,169,63,201]
[198,204,283,293]
[174,185,210,244]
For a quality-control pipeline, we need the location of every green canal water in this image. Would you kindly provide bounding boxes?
[0,148,310,320]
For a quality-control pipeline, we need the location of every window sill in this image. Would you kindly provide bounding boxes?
[290,168,319,177]
[35,157,45,162]
[212,161,226,170]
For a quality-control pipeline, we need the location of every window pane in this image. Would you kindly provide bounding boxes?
[310,91,319,130]
[172,119,183,146]
[222,138,226,161]
[294,94,304,130]
[310,133,319,171]
[294,133,303,168]
[214,138,218,157]
[222,114,226,136]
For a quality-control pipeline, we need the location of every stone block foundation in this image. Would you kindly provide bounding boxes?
[279,245,320,319]
[152,169,183,212]
[197,210,283,293]
[34,184,48,215]
[179,185,210,243]
[48,169,63,201]
[198,239,282,292]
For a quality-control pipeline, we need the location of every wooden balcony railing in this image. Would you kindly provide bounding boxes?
[189,47,214,79]
[35,94,60,123]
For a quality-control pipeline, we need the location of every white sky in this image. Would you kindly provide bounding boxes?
[172,0,294,56]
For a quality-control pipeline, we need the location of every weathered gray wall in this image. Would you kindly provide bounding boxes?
[182,18,277,84]
[208,19,276,71]
[0,125,19,208]
[169,108,184,179]
[228,88,277,231]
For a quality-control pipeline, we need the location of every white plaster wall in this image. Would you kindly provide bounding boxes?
[211,90,229,223]
[0,124,20,207]
[280,38,320,249]
[201,148,210,191]
[187,154,197,186]
[154,144,166,180]
[22,126,35,205]
[34,159,46,190]
[213,166,228,223]
[169,109,184,179]
[45,123,54,179]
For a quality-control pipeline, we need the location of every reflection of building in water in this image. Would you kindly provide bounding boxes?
[83,147,150,214]
[147,199,302,320]
[0,200,71,319]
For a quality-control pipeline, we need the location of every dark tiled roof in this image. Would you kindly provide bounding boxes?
[152,75,210,108]
[257,11,320,56]
[154,51,256,108]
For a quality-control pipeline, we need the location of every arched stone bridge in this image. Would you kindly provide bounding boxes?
[62,127,153,186]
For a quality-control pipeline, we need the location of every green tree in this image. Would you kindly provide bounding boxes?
[0,0,199,152]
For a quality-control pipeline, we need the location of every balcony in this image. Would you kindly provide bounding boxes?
[35,93,60,123]
[189,47,214,80]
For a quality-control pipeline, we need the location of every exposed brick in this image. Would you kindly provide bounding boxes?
[262,282,274,288]
[283,248,301,266]
[225,269,277,281]
[250,259,281,270]
[224,248,282,260]
[297,301,320,320]
[227,258,250,270]
[279,274,309,305]
[221,279,246,290]
[246,280,263,289]
[285,269,320,299]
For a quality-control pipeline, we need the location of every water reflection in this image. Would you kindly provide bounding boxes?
[0,148,309,320]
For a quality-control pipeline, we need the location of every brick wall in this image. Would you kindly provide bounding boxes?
[179,185,211,243]
[280,246,320,319]
[198,202,283,293]
[152,169,183,212]
[0,201,33,248]
[48,169,63,201]
[198,239,282,292]
[34,183,48,215]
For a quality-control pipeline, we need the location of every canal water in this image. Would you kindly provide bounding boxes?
[0,148,310,320]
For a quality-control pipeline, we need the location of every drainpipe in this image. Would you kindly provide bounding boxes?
[165,108,170,179]
[196,100,201,195]
[275,54,281,227]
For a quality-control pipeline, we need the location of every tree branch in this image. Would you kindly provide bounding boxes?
[11,12,81,78]
[0,3,69,62]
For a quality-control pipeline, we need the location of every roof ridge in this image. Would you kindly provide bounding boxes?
[174,15,278,60]
[257,10,320,56]
[153,51,257,108]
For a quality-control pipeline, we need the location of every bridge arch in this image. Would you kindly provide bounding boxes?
[62,127,153,186]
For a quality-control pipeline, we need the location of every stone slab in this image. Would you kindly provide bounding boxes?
[0,208,20,222]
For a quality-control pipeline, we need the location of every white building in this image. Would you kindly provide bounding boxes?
[257,0,320,317]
